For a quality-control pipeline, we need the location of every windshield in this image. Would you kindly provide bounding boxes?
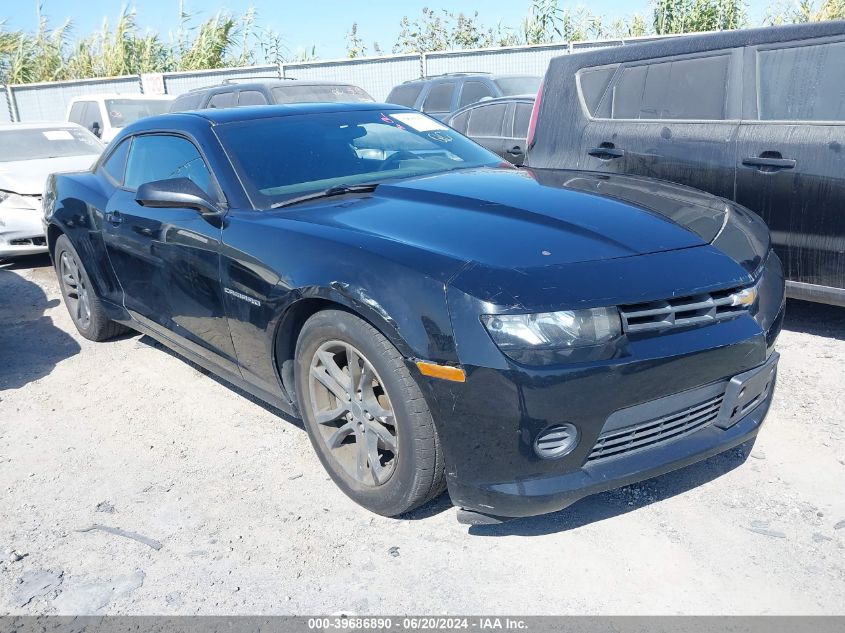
[272,85,374,104]
[0,127,102,162]
[105,99,171,127]
[216,109,501,208]
[494,76,542,96]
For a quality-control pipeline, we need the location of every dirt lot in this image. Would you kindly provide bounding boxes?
[1,254,843,615]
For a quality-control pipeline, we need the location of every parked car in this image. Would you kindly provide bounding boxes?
[168,79,374,112]
[67,94,173,144]
[447,95,535,165]
[44,103,784,523]
[386,73,541,121]
[0,123,102,258]
[527,21,845,307]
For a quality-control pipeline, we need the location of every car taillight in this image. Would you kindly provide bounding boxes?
[526,80,544,151]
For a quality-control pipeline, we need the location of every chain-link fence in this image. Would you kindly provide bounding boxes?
[1,38,650,123]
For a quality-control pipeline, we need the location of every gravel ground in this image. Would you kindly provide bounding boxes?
[1,254,843,615]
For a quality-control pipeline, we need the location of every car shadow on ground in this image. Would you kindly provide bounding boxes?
[0,256,81,390]
[783,299,845,341]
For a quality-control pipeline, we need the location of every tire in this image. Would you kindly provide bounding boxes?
[54,234,128,342]
[294,309,446,516]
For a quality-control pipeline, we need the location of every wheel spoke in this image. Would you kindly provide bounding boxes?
[366,431,387,485]
[311,365,349,402]
[356,432,368,481]
[365,418,397,452]
[346,344,363,392]
[317,350,352,393]
[314,403,349,425]
[326,420,356,449]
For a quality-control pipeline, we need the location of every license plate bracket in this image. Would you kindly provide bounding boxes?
[715,352,779,430]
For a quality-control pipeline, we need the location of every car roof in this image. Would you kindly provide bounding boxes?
[183,79,365,93]
[0,121,88,131]
[68,93,173,102]
[399,73,537,85]
[130,102,411,129]
[550,21,845,70]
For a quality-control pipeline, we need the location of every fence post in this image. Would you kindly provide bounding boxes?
[7,86,20,122]
[419,52,426,78]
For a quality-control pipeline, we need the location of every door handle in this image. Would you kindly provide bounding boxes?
[588,146,625,160]
[507,145,524,156]
[106,211,123,226]
[742,156,796,171]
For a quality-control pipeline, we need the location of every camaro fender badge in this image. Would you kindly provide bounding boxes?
[224,287,261,307]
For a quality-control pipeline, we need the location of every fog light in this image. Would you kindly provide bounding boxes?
[534,423,579,459]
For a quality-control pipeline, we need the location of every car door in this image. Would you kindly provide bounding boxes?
[502,100,533,166]
[101,133,240,373]
[465,102,508,158]
[735,37,845,297]
[579,50,742,201]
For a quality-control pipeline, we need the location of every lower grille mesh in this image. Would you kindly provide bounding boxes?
[587,394,724,463]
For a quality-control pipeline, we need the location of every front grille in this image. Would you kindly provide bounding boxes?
[587,393,724,463]
[619,287,747,334]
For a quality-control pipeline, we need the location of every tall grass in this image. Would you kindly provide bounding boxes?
[0,3,294,84]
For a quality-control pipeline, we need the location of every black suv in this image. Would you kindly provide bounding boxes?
[386,73,540,121]
[169,79,374,112]
[527,22,845,307]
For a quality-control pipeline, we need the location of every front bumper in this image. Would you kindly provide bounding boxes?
[419,251,785,521]
[0,208,47,257]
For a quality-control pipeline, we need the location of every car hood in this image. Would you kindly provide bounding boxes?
[0,155,100,195]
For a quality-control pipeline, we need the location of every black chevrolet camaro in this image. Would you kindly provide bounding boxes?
[44,103,785,524]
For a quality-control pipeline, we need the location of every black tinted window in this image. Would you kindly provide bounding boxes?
[68,102,87,124]
[423,83,455,113]
[124,135,212,196]
[757,41,845,121]
[386,84,423,107]
[513,103,533,137]
[612,55,730,120]
[170,92,203,112]
[578,66,616,116]
[238,90,268,106]
[208,92,236,109]
[467,103,507,137]
[459,81,494,108]
[101,138,131,184]
[272,85,373,104]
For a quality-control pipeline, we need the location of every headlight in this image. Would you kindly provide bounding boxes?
[482,307,622,353]
[0,190,40,210]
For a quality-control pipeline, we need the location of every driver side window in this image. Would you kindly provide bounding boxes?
[124,134,214,197]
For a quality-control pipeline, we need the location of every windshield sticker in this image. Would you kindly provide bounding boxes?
[389,112,448,132]
[427,131,453,143]
[43,130,74,141]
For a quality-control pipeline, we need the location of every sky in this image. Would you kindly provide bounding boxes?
[3,0,772,60]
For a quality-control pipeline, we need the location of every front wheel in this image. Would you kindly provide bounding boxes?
[294,309,445,516]
[54,234,128,341]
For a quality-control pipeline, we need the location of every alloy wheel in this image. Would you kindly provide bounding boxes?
[59,250,91,330]
[308,340,398,487]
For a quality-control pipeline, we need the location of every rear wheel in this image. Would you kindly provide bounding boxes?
[54,234,128,341]
[294,309,445,516]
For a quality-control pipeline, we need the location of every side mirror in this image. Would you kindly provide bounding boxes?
[91,121,102,138]
[135,178,224,217]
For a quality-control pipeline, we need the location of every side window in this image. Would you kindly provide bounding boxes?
[170,92,203,112]
[208,91,236,109]
[386,84,423,107]
[100,138,131,184]
[578,66,617,117]
[238,90,268,106]
[68,102,86,124]
[757,40,845,121]
[423,83,456,113]
[449,111,470,134]
[124,135,214,197]
[513,103,533,138]
[459,81,495,108]
[466,103,507,137]
[611,55,730,120]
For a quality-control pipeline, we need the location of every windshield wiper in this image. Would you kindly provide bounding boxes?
[270,183,379,209]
